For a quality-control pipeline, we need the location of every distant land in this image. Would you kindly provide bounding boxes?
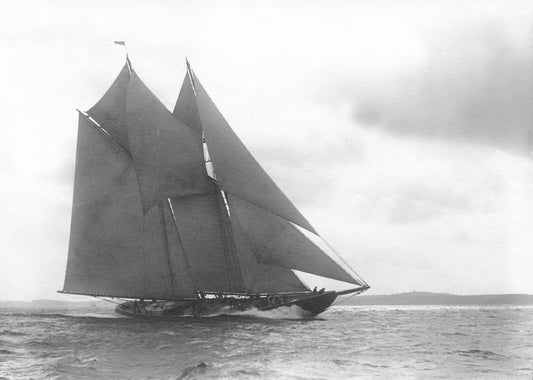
[337,291,533,306]
[1,292,533,308]
[0,299,115,309]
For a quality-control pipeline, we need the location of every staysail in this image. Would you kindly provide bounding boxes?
[227,194,361,285]
[251,264,309,293]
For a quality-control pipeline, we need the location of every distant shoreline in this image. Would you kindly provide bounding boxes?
[1,291,533,308]
[335,291,533,306]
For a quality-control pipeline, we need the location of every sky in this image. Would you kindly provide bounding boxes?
[1,0,532,301]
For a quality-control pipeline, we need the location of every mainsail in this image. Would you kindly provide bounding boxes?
[62,59,365,300]
[87,63,131,151]
[63,114,195,299]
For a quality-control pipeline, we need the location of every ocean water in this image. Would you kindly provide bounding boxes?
[1,305,532,379]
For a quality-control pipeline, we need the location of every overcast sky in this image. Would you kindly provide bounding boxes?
[1,0,532,301]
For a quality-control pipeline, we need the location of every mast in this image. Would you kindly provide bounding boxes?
[159,202,177,299]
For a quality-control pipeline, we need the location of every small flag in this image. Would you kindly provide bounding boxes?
[114,41,126,46]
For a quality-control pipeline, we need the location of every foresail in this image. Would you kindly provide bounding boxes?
[227,194,361,285]
[87,63,131,151]
[189,73,317,234]
[63,115,196,299]
[168,190,247,293]
[125,72,212,214]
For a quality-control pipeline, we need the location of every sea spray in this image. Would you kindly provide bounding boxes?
[230,305,313,319]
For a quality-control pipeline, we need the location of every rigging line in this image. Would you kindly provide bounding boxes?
[334,290,365,306]
[185,58,197,96]
[159,202,177,299]
[214,189,236,291]
[167,198,195,291]
[163,62,187,110]
[319,235,368,286]
[97,297,122,305]
[76,109,130,156]
[214,186,245,292]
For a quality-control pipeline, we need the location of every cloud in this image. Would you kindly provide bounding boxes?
[388,182,474,224]
[354,22,533,155]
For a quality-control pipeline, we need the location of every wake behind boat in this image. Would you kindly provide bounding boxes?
[59,48,369,318]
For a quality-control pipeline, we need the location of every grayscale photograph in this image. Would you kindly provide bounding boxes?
[1,0,532,378]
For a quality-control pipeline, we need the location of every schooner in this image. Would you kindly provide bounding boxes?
[59,54,369,317]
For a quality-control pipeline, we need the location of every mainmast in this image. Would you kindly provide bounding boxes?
[183,60,246,292]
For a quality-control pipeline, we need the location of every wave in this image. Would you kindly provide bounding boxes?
[0,329,26,336]
[456,349,502,358]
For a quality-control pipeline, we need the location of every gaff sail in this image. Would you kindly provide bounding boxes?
[63,114,196,299]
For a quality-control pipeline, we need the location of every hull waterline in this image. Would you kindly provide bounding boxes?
[114,290,346,319]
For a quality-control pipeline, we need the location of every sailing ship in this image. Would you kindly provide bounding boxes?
[59,55,369,318]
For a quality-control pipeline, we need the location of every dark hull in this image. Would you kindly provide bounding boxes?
[114,288,367,319]
[258,291,338,315]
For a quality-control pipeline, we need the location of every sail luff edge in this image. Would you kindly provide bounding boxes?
[77,109,130,156]
[166,198,196,291]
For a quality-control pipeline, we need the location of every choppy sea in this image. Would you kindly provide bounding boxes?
[1,304,532,379]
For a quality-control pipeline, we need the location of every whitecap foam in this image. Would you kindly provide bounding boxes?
[230,305,313,319]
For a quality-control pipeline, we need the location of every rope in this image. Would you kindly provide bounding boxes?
[98,297,122,305]
[163,63,187,110]
[320,236,368,286]
[334,289,367,306]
